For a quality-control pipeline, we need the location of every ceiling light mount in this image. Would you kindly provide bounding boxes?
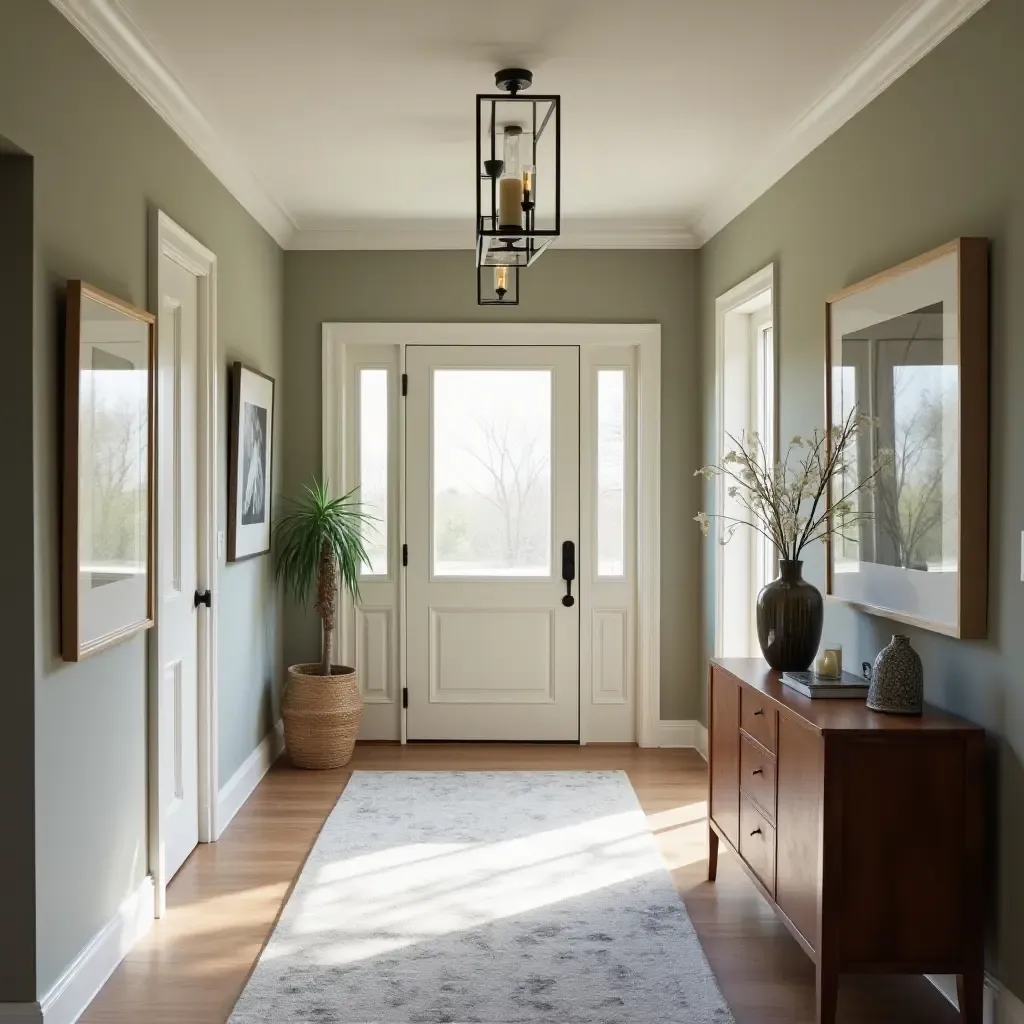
[495,68,533,96]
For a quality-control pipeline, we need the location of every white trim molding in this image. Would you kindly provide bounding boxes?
[655,720,708,757]
[290,218,699,251]
[694,0,993,241]
[38,876,154,1024]
[149,211,220,918]
[927,972,1024,1024]
[322,322,661,747]
[47,0,295,246]
[215,721,285,839]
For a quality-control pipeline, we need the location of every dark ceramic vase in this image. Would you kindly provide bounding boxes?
[755,560,824,671]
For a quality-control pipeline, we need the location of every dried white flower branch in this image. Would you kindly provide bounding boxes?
[694,405,894,563]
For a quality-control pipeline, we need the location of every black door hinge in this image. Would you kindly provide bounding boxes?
[402,543,408,567]
[401,373,408,397]
[402,687,408,709]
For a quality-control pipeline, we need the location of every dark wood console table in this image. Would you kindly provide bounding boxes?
[707,657,985,1024]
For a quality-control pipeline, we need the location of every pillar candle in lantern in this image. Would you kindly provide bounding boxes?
[499,176,524,230]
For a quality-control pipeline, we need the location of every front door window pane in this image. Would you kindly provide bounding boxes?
[433,369,551,576]
[597,369,625,576]
[359,368,388,576]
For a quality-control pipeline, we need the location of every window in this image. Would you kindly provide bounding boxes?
[715,265,776,658]
[596,369,626,576]
[432,369,552,576]
[752,320,775,594]
[358,368,388,576]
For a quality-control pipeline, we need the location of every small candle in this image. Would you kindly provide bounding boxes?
[499,177,524,230]
[494,266,509,295]
[824,644,843,675]
[815,649,839,679]
[522,167,533,193]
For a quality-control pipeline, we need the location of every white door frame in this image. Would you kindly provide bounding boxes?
[322,323,662,747]
[148,211,219,916]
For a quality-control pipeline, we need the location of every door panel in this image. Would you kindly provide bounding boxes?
[157,255,200,881]
[406,346,580,740]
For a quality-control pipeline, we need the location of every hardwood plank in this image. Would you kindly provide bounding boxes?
[80,744,958,1024]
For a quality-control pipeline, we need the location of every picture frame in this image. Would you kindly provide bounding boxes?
[62,281,156,661]
[228,362,275,561]
[825,238,989,639]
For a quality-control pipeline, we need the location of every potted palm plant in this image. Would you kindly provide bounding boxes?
[274,479,373,769]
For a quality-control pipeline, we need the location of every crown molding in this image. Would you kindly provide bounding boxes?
[48,0,296,246]
[287,219,699,251]
[693,0,993,243]
[52,0,989,253]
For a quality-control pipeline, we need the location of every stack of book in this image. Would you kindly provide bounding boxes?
[781,670,869,699]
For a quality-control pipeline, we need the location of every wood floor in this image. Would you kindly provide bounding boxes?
[80,744,958,1023]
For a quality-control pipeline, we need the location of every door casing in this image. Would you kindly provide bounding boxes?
[322,322,662,747]
[149,211,219,917]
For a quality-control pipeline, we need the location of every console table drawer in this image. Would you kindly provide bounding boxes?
[740,795,776,898]
[741,686,777,753]
[740,731,776,821]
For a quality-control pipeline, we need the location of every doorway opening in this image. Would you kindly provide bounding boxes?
[322,324,662,746]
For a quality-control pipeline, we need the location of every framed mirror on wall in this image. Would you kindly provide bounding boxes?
[825,238,989,639]
[62,281,156,661]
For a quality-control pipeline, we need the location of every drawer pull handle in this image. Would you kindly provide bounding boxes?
[753,709,765,717]
[750,827,762,837]
[752,768,763,776]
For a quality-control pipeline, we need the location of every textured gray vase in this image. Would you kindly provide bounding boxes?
[867,635,923,715]
[755,560,824,672]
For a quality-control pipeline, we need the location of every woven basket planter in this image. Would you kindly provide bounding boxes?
[282,664,363,769]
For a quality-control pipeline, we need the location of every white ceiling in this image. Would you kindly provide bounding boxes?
[55,0,989,248]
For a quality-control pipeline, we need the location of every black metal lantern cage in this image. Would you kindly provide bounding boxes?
[477,263,520,306]
[476,72,560,271]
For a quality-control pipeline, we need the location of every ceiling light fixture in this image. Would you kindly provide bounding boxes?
[475,68,560,306]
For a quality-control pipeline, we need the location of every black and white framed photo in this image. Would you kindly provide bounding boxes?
[228,362,275,561]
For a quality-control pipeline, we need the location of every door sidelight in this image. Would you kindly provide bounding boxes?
[561,540,576,607]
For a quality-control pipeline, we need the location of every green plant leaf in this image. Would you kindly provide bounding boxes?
[272,477,377,607]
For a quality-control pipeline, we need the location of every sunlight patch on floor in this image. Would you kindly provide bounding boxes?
[266,809,665,965]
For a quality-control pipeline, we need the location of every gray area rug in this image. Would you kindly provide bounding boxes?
[229,771,733,1023]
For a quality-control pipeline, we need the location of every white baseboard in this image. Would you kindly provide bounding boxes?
[214,719,285,839]
[655,720,708,758]
[38,875,154,1024]
[927,972,1024,1024]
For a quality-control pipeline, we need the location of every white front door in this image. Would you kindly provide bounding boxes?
[156,254,200,880]
[405,345,580,741]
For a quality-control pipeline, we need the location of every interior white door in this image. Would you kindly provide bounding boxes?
[405,345,580,741]
[156,254,200,880]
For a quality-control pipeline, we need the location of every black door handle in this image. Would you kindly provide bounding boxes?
[561,540,576,607]
[194,589,212,609]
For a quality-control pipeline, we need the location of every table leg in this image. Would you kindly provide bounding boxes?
[957,971,984,1024]
[707,824,719,882]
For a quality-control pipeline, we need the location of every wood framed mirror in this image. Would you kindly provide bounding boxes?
[62,280,156,661]
[824,238,989,638]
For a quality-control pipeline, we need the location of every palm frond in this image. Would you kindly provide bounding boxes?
[272,478,377,606]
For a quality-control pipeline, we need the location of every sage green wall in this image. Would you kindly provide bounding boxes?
[698,0,1022,996]
[283,249,700,720]
[0,0,285,998]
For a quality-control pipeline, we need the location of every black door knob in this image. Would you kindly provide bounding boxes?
[194,589,212,609]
